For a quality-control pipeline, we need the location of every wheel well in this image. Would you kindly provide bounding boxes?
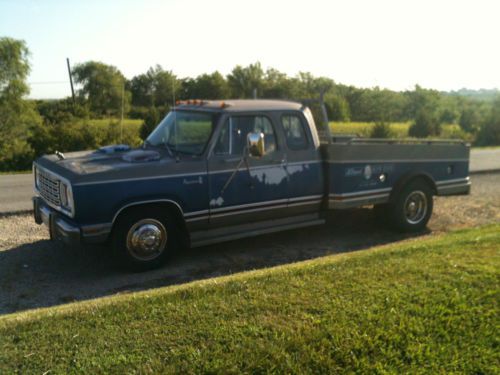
[111,201,190,248]
[389,173,437,202]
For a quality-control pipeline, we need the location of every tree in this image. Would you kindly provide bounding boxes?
[458,106,480,133]
[261,68,301,99]
[326,94,351,121]
[72,61,130,117]
[129,65,179,107]
[0,37,41,171]
[227,62,264,98]
[409,110,442,138]
[139,107,160,140]
[182,71,230,100]
[476,97,500,146]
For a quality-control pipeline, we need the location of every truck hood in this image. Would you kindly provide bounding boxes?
[35,145,185,185]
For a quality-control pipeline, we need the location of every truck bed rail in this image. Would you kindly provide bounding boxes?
[329,136,469,146]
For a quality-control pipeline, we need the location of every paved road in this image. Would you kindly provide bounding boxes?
[1,149,499,214]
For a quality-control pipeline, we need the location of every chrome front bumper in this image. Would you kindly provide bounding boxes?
[33,197,81,245]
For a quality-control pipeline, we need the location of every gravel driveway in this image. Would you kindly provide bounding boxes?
[0,173,499,316]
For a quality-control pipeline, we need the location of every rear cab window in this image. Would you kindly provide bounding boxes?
[281,113,309,150]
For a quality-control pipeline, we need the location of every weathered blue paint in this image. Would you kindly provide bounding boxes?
[73,172,209,225]
[328,160,469,196]
[32,100,471,250]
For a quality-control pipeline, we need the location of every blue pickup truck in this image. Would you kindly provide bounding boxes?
[33,100,470,270]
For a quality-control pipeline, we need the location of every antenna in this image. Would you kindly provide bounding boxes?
[172,77,177,151]
[120,82,124,144]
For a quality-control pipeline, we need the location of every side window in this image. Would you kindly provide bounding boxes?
[281,114,309,150]
[214,116,277,155]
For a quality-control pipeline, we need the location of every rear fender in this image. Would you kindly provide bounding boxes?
[389,171,437,203]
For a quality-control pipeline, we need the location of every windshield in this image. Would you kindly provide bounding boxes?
[146,111,216,155]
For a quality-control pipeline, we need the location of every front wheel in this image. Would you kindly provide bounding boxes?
[389,180,433,232]
[112,207,178,271]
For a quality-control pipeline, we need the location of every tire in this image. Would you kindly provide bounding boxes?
[112,206,179,271]
[388,180,433,233]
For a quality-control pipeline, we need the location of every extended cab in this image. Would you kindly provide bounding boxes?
[33,100,470,270]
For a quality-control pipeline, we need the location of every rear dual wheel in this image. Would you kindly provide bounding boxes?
[375,180,433,233]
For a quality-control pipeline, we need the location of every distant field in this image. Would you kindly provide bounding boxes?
[0,224,497,373]
[85,119,470,143]
[330,121,470,140]
[82,118,143,147]
[86,118,143,128]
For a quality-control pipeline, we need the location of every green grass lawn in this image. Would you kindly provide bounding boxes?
[330,121,470,140]
[0,225,498,373]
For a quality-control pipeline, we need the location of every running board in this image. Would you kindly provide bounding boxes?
[190,217,325,248]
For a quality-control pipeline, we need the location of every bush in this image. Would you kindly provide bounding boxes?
[475,105,500,146]
[139,107,161,140]
[409,111,442,138]
[370,122,393,138]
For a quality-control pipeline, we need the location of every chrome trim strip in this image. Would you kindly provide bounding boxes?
[184,209,210,218]
[74,172,207,187]
[330,193,390,203]
[288,200,322,208]
[328,159,469,164]
[210,204,288,218]
[288,194,323,202]
[329,187,392,198]
[286,160,321,166]
[210,198,288,213]
[435,177,470,186]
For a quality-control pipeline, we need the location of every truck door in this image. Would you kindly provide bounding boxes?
[280,112,324,214]
[207,114,288,228]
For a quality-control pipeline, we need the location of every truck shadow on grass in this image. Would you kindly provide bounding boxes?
[0,208,429,316]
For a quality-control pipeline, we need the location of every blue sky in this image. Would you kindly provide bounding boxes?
[1,0,499,99]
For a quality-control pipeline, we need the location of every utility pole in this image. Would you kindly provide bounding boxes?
[66,58,75,106]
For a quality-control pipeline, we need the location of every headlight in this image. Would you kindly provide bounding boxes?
[34,166,40,190]
[60,183,68,207]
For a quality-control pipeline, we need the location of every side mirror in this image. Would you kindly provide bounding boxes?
[247,132,266,157]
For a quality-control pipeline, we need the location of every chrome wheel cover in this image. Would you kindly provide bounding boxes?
[404,191,428,225]
[126,218,167,261]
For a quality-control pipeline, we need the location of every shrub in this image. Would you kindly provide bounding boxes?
[370,122,393,138]
[139,107,161,140]
[475,99,500,146]
[409,111,442,138]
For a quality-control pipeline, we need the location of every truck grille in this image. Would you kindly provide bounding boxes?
[37,168,61,206]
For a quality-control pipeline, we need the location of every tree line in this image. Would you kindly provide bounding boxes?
[1,37,499,171]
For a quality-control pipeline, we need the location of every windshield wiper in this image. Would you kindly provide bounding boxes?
[163,142,175,158]
[145,140,175,158]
